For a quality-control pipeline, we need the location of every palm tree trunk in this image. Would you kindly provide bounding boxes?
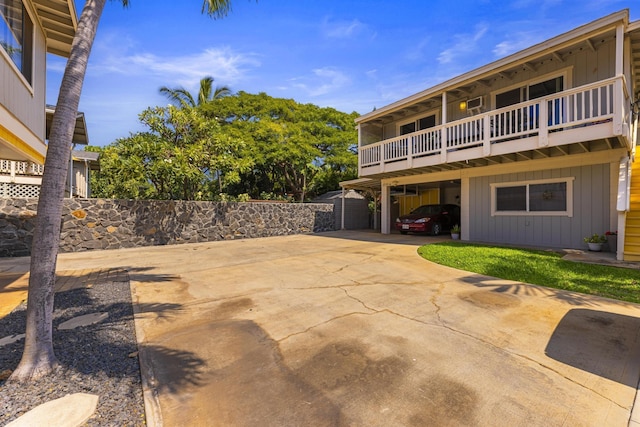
[10,0,107,382]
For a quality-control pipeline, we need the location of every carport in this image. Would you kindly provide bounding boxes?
[340,177,462,234]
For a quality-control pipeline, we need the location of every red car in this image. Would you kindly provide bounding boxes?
[395,204,460,235]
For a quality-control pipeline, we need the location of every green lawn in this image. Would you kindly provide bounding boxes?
[417,242,640,304]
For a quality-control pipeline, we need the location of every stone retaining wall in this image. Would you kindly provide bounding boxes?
[0,198,334,257]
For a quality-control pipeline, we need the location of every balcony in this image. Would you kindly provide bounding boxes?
[0,155,95,198]
[359,76,632,178]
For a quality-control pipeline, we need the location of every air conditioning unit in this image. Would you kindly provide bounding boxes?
[466,96,483,113]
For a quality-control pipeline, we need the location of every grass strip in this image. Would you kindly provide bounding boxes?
[418,242,640,304]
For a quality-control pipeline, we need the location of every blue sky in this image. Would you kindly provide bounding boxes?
[46,1,639,147]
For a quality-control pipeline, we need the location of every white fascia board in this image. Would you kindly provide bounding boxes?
[627,19,640,33]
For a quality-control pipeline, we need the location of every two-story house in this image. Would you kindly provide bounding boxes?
[0,1,95,198]
[343,9,640,262]
[1,1,77,164]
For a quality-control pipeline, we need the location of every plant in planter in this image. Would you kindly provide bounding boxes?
[584,233,607,252]
[451,224,461,240]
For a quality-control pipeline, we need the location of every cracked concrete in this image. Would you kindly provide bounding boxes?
[6,231,639,426]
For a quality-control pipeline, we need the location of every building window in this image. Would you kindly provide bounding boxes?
[493,72,568,109]
[491,178,573,217]
[399,113,437,136]
[0,0,33,84]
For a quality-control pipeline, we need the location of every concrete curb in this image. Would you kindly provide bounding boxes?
[129,280,162,427]
[631,384,640,427]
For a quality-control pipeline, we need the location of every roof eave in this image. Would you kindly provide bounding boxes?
[46,105,89,145]
[356,9,629,124]
[32,0,78,58]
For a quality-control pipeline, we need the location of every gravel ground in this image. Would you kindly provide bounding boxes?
[0,277,146,426]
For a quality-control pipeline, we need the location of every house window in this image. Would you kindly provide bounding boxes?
[0,0,33,84]
[399,114,437,135]
[491,177,573,217]
[494,74,565,108]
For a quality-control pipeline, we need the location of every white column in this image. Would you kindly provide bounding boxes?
[381,183,391,234]
[374,192,379,230]
[341,187,346,230]
[357,124,362,177]
[617,212,626,261]
[85,160,90,198]
[616,157,630,260]
[441,92,448,163]
[68,153,73,198]
[615,23,624,76]
[461,176,470,241]
[442,91,447,124]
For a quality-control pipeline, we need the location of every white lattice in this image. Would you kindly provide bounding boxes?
[0,160,44,177]
[0,160,11,173]
[0,183,41,198]
[31,163,44,175]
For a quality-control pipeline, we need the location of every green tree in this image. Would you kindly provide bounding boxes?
[12,0,237,382]
[202,92,359,201]
[91,105,250,200]
[159,76,231,108]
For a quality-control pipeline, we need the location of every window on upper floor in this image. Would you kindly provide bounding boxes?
[494,75,565,109]
[399,114,437,135]
[491,177,574,217]
[0,0,33,84]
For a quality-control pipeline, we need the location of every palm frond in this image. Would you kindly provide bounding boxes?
[201,0,231,19]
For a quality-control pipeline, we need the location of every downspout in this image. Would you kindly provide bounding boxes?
[68,144,75,198]
[84,159,89,198]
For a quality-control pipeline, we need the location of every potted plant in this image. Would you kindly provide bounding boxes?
[451,224,461,240]
[584,233,607,252]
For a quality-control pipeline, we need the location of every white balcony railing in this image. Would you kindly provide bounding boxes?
[360,76,631,174]
[0,160,45,177]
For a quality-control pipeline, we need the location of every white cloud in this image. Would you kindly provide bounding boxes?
[405,37,432,62]
[493,33,538,57]
[322,17,362,38]
[321,16,375,41]
[437,24,488,64]
[89,46,261,88]
[290,67,350,97]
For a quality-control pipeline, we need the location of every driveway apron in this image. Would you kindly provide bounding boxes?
[49,231,640,426]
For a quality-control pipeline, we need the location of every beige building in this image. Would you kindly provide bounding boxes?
[0,1,98,198]
[1,0,77,163]
[344,10,640,261]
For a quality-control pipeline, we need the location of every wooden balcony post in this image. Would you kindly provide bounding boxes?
[483,116,491,156]
[613,77,623,136]
[538,101,548,147]
[615,23,623,76]
[441,92,448,163]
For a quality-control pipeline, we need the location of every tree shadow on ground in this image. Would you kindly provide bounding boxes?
[0,268,204,393]
[458,273,639,309]
[545,308,640,387]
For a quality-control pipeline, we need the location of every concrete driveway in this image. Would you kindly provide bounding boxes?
[47,231,640,426]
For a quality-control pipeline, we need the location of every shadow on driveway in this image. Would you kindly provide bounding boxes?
[545,308,640,387]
